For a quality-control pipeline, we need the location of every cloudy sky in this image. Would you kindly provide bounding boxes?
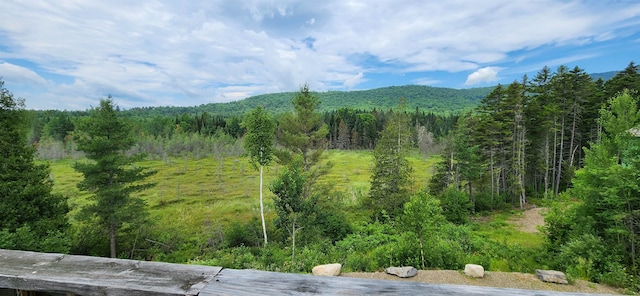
[1,1,639,110]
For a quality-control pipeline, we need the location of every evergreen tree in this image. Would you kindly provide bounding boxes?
[275,84,329,172]
[369,103,413,220]
[554,90,640,279]
[0,79,69,252]
[243,106,276,245]
[605,61,640,98]
[74,98,156,258]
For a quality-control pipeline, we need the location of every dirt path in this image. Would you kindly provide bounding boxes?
[509,207,546,233]
[342,270,622,294]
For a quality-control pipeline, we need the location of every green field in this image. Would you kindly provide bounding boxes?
[48,150,439,238]
[48,149,545,269]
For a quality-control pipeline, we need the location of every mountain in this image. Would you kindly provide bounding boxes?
[590,71,618,81]
[124,85,495,117]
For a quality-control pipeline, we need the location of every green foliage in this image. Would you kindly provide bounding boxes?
[243,106,277,168]
[224,218,263,248]
[275,84,329,171]
[121,85,494,117]
[557,234,607,282]
[605,62,640,98]
[437,188,472,224]
[74,98,157,258]
[368,104,413,220]
[243,106,277,245]
[270,157,308,232]
[0,79,70,252]
[541,90,640,290]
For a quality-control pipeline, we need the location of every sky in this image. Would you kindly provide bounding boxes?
[1,1,639,110]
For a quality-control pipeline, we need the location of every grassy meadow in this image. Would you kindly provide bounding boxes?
[47,149,545,269]
[48,150,438,240]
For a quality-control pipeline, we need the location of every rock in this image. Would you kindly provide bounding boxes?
[464,264,484,278]
[536,269,568,284]
[384,266,418,278]
[312,263,342,276]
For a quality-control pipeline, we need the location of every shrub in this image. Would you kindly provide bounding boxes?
[438,188,472,224]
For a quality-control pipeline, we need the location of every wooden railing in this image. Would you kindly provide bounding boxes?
[0,249,598,295]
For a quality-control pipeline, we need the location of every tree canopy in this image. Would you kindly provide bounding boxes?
[0,79,69,252]
[74,98,157,258]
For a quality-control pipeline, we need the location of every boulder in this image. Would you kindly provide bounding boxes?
[312,263,342,276]
[536,269,568,284]
[384,266,418,278]
[464,264,485,278]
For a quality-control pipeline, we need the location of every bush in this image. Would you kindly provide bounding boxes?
[224,219,262,248]
[557,234,605,281]
[438,188,471,224]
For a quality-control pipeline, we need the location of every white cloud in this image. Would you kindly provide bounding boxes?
[465,67,501,85]
[0,62,48,86]
[0,0,638,109]
[343,72,364,88]
[412,78,441,86]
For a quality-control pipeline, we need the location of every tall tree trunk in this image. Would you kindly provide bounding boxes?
[568,103,578,168]
[519,124,526,209]
[544,132,550,199]
[419,237,425,269]
[260,165,268,245]
[555,114,566,196]
[490,148,495,210]
[110,221,116,258]
[551,116,558,196]
[291,219,296,264]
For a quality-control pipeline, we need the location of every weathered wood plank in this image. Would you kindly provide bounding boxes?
[0,249,221,296]
[201,268,611,296]
[0,249,613,295]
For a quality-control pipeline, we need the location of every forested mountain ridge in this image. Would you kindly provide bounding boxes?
[123,85,494,117]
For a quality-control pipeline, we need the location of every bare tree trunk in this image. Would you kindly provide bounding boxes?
[544,132,550,199]
[555,114,565,197]
[110,221,117,258]
[551,117,558,196]
[519,124,526,209]
[568,103,579,168]
[260,165,268,246]
[291,219,296,264]
[490,148,495,210]
[419,237,425,269]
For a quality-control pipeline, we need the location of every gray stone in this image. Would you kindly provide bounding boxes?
[312,263,342,276]
[385,266,418,278]
[536,269,568,284]
[464,264,485,278]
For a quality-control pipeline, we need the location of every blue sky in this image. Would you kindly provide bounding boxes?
[1,1,639,110]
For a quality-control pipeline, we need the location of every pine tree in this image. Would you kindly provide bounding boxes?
[0,79,69,252]
[369,103,413,220]
[74,98,156,258]
[243,106,276,245]
[275,84,329,172]
[605,61,640,98]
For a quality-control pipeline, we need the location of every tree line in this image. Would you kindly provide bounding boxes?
[30,104,458,160]
[430,62,640,211]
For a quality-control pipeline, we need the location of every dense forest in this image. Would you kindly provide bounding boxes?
[2,62,640,291]
[120,85,494,117]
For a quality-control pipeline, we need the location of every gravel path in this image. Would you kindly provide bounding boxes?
[342,270,622,294]
[343,208,623,294]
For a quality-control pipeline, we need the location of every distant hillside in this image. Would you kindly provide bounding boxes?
[590,71,618,81]
[125,85,494,117]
